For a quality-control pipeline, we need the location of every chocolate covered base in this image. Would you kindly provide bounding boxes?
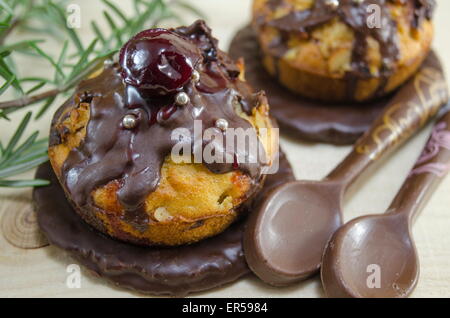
[229,26,390,144]
[34,151,294,296]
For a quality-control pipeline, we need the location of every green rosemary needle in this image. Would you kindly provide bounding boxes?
[0,0,204,187]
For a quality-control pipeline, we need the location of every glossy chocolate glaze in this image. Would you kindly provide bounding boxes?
[34,151,294,296]
[255,0,435,98]
[50,20,269,229]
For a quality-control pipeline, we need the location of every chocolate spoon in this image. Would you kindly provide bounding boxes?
[321,107,450,298]
[243,56,448,286]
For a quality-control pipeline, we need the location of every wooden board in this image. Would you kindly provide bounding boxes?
[1,0,450,298]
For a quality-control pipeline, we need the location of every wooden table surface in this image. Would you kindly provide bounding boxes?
[1,0,449,298]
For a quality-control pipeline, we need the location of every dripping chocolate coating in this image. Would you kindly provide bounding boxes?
[51,20,268,228]
[255,0,435,97]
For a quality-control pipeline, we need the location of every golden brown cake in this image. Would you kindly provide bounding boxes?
[252,0,435,102]
[48,21,277,246]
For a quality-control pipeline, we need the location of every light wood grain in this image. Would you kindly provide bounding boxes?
[1,194,48,249]
[0,0,449,298]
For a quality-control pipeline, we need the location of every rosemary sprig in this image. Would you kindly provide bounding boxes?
[0,0,204,187]
[0,111,49,187]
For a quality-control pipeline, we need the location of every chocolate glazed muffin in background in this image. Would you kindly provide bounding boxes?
[253,0,435,102]
[48,20,277,247]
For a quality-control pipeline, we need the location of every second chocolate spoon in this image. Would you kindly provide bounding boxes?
[243,54,448,286]
[321,107,450,297]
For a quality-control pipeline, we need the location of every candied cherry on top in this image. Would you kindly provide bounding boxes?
[119,28,202,95]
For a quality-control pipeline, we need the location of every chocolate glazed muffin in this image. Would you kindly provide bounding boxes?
[253,0,435,102]
[48,20,277,246]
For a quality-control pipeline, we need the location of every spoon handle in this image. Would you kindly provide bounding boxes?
[327,53,448,191]
[388,108,450,223]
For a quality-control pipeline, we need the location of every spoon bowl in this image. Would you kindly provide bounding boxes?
[321,213,419,298]
[244,180,343,285]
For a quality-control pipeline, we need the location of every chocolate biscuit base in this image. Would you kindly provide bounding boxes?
[34,150,294,296]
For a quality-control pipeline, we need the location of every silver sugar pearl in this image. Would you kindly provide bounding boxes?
[104,59,114,67]
[175,92,190,106]
[215,118,229,131]
[325,0,339,10]
[191,70,200,83]
[122,114,138,129]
